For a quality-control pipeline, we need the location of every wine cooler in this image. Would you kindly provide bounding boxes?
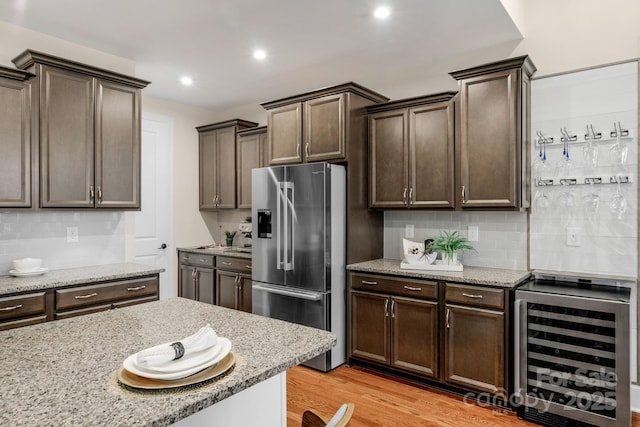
[515,274,631,427]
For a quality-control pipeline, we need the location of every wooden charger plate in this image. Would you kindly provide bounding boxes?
[118,352,235,391]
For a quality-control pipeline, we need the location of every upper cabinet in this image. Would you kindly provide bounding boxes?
[261,82,388,165]
[367,93,456,209]
[0,66,34,208]
[12,50,150,209]
[236,126,267,209]
[196,119,258,210]
[450,55,536,210]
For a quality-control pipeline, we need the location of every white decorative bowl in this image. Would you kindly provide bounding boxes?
[12,258,42,272]
[402,239,436,265]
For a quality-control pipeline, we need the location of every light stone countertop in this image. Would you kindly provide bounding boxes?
[0,297,336,427]
[347,258,531,288]
[177,246,252,260]
[0,263,164,296]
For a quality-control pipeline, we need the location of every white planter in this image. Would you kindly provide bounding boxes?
[441,252,458,265]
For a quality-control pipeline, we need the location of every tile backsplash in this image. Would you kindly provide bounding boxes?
[0,211,126,275]
[384,210,528,270]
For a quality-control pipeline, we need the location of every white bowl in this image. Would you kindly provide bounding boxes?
[12,258,42,272]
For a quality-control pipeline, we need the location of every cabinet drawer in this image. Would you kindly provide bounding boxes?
[56,276,159,311]
[445,283,504,310]
[216,256,252,273]
[0,292,46,321]
[351,273,437,300]
[0,315,47,331]
[179,252,215,268]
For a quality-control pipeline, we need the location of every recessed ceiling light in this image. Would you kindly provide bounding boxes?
[253,49,267,60]
[374,6,391,19]
[180,76,193,86]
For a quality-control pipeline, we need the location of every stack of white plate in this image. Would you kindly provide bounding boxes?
[123,337,232,380]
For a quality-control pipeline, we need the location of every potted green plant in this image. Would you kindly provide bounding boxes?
[427,230,474,265]
[224,230,236,247]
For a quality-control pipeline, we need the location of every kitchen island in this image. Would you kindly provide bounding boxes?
[0,297,336,426]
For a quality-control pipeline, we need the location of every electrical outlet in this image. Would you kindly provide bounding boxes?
[67,227,79,243]
[405,224,414,238]
[468,226,479,242]
[566,227,580,246]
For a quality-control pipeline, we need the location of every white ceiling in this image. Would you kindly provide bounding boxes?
[0,0,522,111]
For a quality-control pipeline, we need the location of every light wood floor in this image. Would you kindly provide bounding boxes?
[287,364,640,427]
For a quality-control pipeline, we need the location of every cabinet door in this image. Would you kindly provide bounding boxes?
[95,80,140,209]
[196,268,215,304]
[350,291,389,364]
[391,296,438,379]
[0,77,31,207]
[216,270,239,310]
[458,69,519,208]
[409,102,454,208]
[237,132,261,209]
[444,304,504,394]
[238,273,252,313]
[40,65,94,208]
[267,103,302,165]
[368,110,408,208]
[304,94,345,162]
[199,129,218,209]
[259,131,268,167]
[178,265,197,300]
[216,126,237,208]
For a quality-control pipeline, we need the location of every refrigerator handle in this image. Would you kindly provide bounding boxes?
[276,182,283,270]
[253,284,322,301]
[287,181,294,271]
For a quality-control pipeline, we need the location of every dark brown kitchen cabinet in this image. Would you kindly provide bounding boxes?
[197,119,258,210]
[0,291,48,331]
[450,55,536,209]
[350,273,439,379]
[54,275,159,319]
[444,283,507,395]
[0,66,34,208]
[216,256,252,312]
[367,93,456,209]
[236,125,267,209]
[178,251,215,304]
[262,83,388,165]
[12,50,150,209]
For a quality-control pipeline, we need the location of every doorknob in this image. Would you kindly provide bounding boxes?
[158,243,167,249]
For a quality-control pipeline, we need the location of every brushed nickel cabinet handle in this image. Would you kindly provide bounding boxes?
[245,265,252,269]
[0,304,22,312]
[409,188,413,206]
[462,293,484,299]
[361,280,377,285]
[199,258,209,263]
[446,308,450,329]
[90,185,95,203]
[127,285,146,292]
[97,186,103,204]
[461,185,466,203]
[391,299,395,318]
[222,261,232,266]
[297,143,301,157]
[305,142,310,158]
[384,299,389,317]
[403,286,422,291]
[75,293,97,300]
[183,256,191,260]
[402,187,407,206]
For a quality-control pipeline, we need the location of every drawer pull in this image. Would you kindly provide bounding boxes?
[199,259,209,263]
[74,293,98,300]
[462,293,483,299]
[127,285,146,292]
[245,265,252,269]
[183,256,191,260]
[403,286,422,291]
[361,280,377,286]
[0,304,22,312]
[446,308,450,329]
[222,261,233,266]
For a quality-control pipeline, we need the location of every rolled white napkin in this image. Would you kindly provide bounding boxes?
[135,324,218,368]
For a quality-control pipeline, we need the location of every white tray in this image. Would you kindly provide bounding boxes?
[400,259,463,272]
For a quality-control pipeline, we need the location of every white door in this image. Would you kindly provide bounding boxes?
[134,113,174,298]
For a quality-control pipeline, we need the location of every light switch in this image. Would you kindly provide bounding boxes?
[468,226,479,242]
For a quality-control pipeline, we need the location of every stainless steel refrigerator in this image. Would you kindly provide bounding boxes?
[251,162,346,372]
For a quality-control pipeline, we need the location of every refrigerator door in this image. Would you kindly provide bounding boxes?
[252,281,330,371]
[252,166,286,287]
[285,163,329,292]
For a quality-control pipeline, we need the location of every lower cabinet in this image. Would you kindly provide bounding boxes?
[350,273,438,379]
[349,272,509,398]
[178,251,215,304]
[0,291,48,331]
[216,256,252,312]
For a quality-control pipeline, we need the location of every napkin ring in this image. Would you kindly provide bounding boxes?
[170,342,185,360]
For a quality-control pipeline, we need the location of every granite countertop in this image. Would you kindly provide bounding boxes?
[0,263,164,296]
[0,297,335,426]
[178,246,252,260]
[347,258,531,288]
